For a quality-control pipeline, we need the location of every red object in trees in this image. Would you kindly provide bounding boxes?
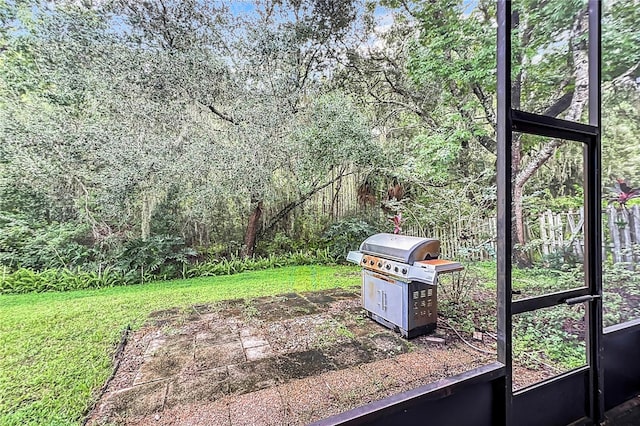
[608,178,640,208]
[391,213,402,234]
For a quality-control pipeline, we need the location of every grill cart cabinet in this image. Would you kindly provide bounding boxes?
[347,233,462,339]
[362,270,437,338]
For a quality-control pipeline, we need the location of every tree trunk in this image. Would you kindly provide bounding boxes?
[511,8,589,265]
[242,198,263,258]
[141,192,153,241]
[513,184,531,266]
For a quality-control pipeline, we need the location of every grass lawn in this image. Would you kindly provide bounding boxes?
[0,264,359,426]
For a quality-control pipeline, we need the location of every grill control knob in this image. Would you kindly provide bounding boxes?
[362,257,367,264]
[370,260,375,266]
[401,268,408,274]
[385,264,391,270]
[394,266,399,273]
[377,262,382,268]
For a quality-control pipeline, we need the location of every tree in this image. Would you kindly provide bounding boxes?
[345,0,640,264]
[81,0,378,256]
[2,0,636,269]
[506,0,639,263]
[1,3,116,233]
[335,0,498,234]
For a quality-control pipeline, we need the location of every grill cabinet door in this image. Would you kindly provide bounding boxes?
[362,270,404,328]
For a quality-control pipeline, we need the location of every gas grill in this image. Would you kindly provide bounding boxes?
[347,233,462,338]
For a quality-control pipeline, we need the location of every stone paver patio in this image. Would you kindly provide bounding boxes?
[87,287,497,425]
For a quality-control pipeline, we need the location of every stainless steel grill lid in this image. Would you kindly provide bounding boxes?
[359,233,440,264]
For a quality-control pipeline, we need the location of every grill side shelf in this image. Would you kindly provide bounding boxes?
[346,251,363,264]
[414,259,464,273]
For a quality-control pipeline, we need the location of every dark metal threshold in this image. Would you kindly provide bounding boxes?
[569,395,640,426]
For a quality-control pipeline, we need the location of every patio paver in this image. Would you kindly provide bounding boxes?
[86,287,495,425]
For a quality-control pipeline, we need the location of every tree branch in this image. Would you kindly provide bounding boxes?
[367,89,435,127]
[542,91,574,117]
[472,83,496,129]
[449,86,497,153]
[515,138,564,188]
[611,60,640,90]
[515,6,589,191]
[204,103,238,125]
[262,171,357,234]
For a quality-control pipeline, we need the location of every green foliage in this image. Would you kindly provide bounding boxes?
[293,93,381,183]
[184,249,333,279]
[321,217,380,261]
[1,0,381,263]
[540,248,582,271]
[254,211,329,257]
[0,265,134,294]
[444,262,598,372]
[602,259,640,327]
[403,0,496,180]
[407,0,495,89]
[403,133,461,186]
[456,240,497,261]
[513,304,586,371]
[0,249,335,295]
[602,0,640,81]
[113,236,198,280]
[0,184,52,223]
[0,214,92,270]
[391,173,496,231]
[2,0,637,273]
[523,186,585,217]
[256,232,306,255]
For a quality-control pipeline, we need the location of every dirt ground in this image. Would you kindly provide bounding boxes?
[86,287,552,426]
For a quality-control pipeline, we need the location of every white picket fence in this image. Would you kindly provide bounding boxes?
[260,169,638,264]
[403,205,640,264]
[539,205,640,263]
[403,218,497,261]
[539,209,585,259]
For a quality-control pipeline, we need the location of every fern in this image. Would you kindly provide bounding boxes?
[0,249,337,294]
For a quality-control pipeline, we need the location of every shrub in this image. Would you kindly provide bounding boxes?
[255,232,311,257]
[602,260,640,326]
[0,214,93,270]
[540,247,582,271]
[321,218,379,261]
[0,266,135,294]
[112,236,198,280]
[0,248,336,294]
